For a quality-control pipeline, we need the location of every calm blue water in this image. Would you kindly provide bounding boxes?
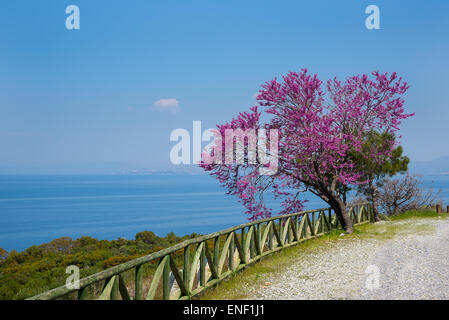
[0,174,325,252]
[0,174,448,252]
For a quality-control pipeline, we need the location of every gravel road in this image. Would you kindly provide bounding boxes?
[246,218,449,300]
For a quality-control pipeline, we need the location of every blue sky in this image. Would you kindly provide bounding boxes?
[0,0,448,174]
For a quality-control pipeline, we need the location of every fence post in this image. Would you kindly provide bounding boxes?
[135,265,143,300]
[436,204,441,214]
[447,205,449,214]
[183,245,190,296]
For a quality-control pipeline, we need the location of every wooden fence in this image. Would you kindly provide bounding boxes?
[28,203,373,300]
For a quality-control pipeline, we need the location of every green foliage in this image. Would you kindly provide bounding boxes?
[0,231,199,300]
[352,132,408,181]
[336,132,408,202]
[135,230,159,245]
[0,248,7,261]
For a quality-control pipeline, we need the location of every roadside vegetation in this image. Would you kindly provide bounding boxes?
[0,231,200,300]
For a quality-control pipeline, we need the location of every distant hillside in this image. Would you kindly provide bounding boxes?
[119,164,204,175]
[409,156,449,175]
[124,159,449,176]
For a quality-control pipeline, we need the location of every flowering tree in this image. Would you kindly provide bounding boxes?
[200,69,413,233]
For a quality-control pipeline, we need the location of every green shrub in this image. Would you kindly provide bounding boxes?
[0,230,200,300]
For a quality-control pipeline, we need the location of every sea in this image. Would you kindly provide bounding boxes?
[0,174,448,252]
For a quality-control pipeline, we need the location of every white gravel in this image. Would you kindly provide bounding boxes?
[246,218,449,300]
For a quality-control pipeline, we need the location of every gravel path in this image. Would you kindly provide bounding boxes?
[246,218,449,300]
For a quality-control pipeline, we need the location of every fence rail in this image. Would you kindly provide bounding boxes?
[28,203,373,300]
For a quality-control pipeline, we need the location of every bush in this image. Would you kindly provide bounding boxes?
[135,231,159,245]
[0,231,200,300]
[378,173,441,216]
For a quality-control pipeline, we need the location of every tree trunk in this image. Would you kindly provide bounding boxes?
[392,205,399,216]
[369,182,381,222]
[338,200,354,234]
[327,196,354,234]
[315,183,354,234]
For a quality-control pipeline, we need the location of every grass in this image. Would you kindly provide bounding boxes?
[389,209,447,221]
[196,209,449,300]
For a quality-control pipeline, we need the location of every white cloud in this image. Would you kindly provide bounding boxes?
[151,98,180,113]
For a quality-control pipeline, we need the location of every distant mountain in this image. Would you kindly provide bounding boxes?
[118,165,204,175]
[409,156,449,175]
[119,157,449,176]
